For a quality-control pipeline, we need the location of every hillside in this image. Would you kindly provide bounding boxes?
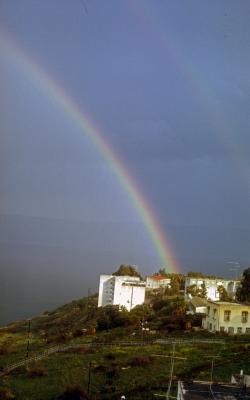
[0,294,250,399]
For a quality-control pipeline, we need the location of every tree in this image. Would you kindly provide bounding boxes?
[198,282,207,299]
[170,277,180,295]
[112,264,142,279]
[129,304,152,324]
[155,271,185,291]
[187,271,223,279]
[186,284,198,297]
[236,268,250,303]
[158,268,168,276]
[217,285,231,301]
[96,305,130,330]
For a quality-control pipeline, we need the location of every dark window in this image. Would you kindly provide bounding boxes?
[242,311,248,323]
[224,310,231,322]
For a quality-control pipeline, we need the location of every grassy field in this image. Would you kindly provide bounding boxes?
[0,295,249,399]
[0,330,249,399]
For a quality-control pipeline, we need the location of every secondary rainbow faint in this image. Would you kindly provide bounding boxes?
[0,32,179,273]
[129,1,250,191]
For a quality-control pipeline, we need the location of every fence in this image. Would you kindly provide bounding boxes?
[0,338,225,377]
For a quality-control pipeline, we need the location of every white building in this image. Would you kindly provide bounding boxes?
[184,276,240,301]
[98,275,146,311]
[146,275,171,289]
[202,300,250,334]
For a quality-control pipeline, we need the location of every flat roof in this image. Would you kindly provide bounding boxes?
[179,381,250,399]
[147,275,170,281]
[186,276,240,281]
[207,300,250,307]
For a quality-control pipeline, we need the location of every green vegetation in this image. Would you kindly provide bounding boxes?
[218,285,231,301]
[157,270,185,290]
[0,331,249,399]
[57,385,90,400]
[0,269,250,399]
[112,264,142,279]
[187,271,223,279]
[186,283,207,298]
[236,267,250,303]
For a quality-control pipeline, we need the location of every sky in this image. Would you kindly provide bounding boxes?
[1,0,250,325]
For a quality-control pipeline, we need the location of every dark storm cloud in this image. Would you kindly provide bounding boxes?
[1,0,250,324]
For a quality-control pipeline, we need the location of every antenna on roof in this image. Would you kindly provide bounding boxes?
[227,261,241,280]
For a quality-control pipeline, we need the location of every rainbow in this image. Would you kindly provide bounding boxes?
[0,32,179,273]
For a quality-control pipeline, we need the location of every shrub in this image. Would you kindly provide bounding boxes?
[0,339,17,355]
[97,305,131,330]
[27,364,47,378]
[93,364,107,373]
[104,352,116,361]
[57,385,90,400]
[0,387,15,400]
[65,347,92,355]
[128,356,153,367]
[72,329,83,338]
[105,366,120,383]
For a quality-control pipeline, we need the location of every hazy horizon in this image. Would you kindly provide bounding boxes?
[1,213,249,326]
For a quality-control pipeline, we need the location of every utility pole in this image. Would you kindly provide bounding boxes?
[26,319,31,358]
[87,362,92,394]
[87,288,91,318]
[130,286,134,311]
[141,303,145,343]
[152,345,186,399]
[166,343,175,400]
[204,355,220,396]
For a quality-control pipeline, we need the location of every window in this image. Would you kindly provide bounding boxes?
[207,306,210,316]
[220,326,225,332]
[209,323,212,331]
[213,309,217,318]
[242,311,248,323]
[228,327,234,334]
[246,328,250,334]
[224,310,231,322]
[237,327,242,334]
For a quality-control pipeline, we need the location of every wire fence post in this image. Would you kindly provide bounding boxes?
[26,319,31,358]
[166,342,176,400]
[87,361,92,394]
